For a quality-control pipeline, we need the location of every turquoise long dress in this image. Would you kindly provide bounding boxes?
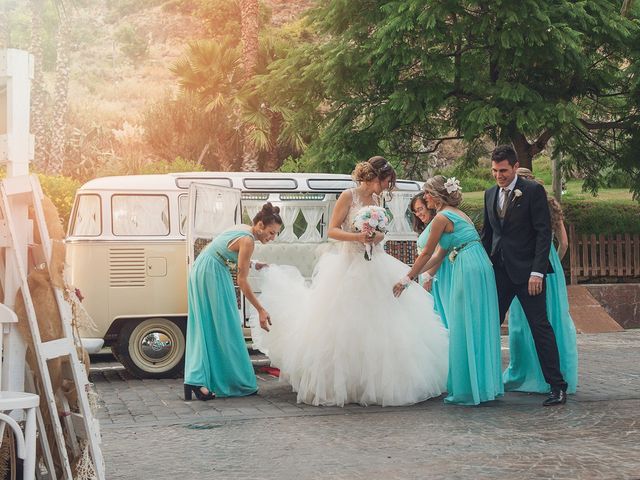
[503,245,578,394]
[418,225,450,328]
[184,226,258,397]
[436,210,503,405]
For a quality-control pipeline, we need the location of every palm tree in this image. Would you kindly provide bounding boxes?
[172,38,245,170]
[239,0,260,172]
[47,12,71,175]
[30,0,49,171]
[29,0,73,175]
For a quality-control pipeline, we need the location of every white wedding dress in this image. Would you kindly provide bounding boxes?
[251,189,449,406]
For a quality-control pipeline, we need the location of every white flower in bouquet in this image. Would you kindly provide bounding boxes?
[353,206,392,260]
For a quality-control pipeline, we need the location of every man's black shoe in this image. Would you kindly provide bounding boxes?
[542,389,567,407]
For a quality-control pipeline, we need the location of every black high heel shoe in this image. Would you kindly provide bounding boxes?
[184,384,216,401]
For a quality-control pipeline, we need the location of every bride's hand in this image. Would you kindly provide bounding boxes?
[355,231,370,243]
[259,309,272,332]
[372,231,384,245]
[255,262,268,270]
[393,282,405,297]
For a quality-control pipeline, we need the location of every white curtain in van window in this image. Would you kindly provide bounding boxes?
[387,194,412,234]
[193,188,239,237]
[244,204,261,225]
[72,194,101,236]
[277,205,299,243]
[299,206,323,242]
[113,195,169,236]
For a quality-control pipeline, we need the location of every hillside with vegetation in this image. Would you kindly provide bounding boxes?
[2,0,638,229]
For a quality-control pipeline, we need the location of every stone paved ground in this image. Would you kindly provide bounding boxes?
[91,331,640,479]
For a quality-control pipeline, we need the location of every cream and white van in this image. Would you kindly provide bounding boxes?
[66,172,421,378]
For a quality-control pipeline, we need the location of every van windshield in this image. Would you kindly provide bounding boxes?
[71,194,102,236]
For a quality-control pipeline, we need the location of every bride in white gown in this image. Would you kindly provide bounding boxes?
[251,157,449,407]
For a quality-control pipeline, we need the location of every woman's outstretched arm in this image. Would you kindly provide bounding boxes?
[236,237,271,331]
[393,214,450,297]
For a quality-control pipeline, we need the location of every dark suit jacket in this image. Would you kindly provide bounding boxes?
[481,177,552,285]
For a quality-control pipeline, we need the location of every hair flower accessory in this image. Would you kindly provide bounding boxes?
[444,177,462,194]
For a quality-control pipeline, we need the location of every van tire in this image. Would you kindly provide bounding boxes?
[113,318,186,379]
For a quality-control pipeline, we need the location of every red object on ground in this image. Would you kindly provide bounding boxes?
[257,366,280,377]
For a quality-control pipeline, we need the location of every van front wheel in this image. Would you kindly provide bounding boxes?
[113,318,186,379]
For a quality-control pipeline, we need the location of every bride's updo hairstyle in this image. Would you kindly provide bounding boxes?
[352,155,397,191]
[252,202,283,226]
[423,175,463,207]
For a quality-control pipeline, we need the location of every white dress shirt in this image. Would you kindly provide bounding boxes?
[499,175,519,211]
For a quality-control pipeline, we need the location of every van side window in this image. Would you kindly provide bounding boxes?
[112,195,170,236]
[71,194,102,236]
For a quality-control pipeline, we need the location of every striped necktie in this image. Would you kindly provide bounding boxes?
[499,188,511,218]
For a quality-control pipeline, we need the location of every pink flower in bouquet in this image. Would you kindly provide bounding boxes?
[352,206,392,260]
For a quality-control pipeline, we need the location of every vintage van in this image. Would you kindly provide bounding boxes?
[66,172,421,378]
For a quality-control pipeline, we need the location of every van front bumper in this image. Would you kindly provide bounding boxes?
[81,338,105,354]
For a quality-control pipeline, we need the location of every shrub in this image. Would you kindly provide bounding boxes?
[37,174,82,229]
[138,156,205,174]
[161,0,198,14]
[562,201,640,235]
[105,0,165,22]
[115,24,149,63]
[459,195,640,235]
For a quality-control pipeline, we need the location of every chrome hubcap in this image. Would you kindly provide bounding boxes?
[139,331,174,361]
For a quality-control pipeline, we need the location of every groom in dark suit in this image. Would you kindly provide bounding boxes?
[481,145,568,406]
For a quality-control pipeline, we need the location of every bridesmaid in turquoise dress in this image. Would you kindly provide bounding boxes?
[503,169,578,394]
[184,203,282,400]
[411,194,449,327]
[395,176,503,405]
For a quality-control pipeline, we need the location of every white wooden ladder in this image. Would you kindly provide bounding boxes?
[0,175,105,480]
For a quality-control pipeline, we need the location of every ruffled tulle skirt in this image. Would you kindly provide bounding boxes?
[250,243,449,407]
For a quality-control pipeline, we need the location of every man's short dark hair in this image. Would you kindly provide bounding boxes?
[491,145,518,166]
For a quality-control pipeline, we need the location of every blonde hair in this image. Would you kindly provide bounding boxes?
[423,175,462,207]
[516,167,535,180]
[352,156,397,190]
[352,162,378,183]
[516,168,564,233]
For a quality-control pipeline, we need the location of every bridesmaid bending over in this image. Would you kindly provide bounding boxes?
[183,202,282,400]
[411,193,447,327]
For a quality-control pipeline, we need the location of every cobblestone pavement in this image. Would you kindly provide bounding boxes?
[91,331,640,479]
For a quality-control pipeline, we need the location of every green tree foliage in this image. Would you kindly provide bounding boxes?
[259,0,640,196]
[170,0,304,171]
[143,92,220,170]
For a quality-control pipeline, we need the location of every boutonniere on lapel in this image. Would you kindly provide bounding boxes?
[511,188,523,205]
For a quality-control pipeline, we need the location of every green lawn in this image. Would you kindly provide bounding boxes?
[463,180,637,206]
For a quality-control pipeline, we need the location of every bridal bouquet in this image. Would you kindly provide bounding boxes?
[353,205,392,260]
